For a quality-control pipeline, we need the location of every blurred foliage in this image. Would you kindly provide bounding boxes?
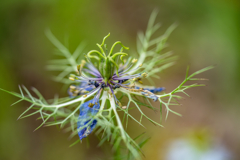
[0,0,239,160]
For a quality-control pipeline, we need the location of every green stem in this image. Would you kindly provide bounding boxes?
[109,94,127,142]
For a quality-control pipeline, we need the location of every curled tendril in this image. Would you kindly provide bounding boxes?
[96,44,106,57]
[109,41,129,57]
[100,33,110,47]
[86,50,105,60]
[111,52,128,60]
[120,54,126,63]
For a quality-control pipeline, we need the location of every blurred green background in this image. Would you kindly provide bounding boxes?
[0,0,239,159]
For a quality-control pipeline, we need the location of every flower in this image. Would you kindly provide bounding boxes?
[68,35,165,140]
[0,11,213,159]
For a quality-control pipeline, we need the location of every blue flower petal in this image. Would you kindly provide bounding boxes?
[135,86,165,93]
[77,99,100,140]
[141,91,158,101]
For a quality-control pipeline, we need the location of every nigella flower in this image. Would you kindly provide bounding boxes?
[68,34,165,140]
[0,11,212,160]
